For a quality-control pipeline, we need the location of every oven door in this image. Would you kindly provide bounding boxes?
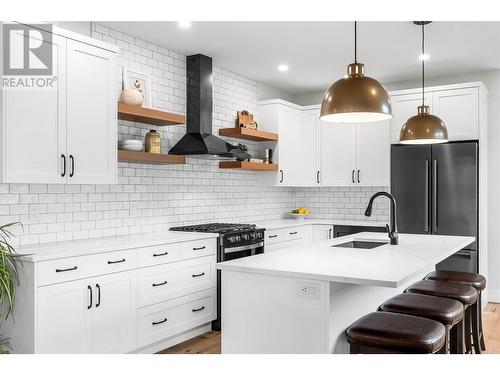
[221,241,264,262]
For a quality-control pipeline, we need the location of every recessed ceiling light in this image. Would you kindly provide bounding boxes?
[178,21,191,29]
[418,53,430,61]
[278,64,289,72]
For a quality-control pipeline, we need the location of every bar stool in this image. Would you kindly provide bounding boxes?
[425,270,486,353]
[346,311,446,354]
[406,279,478,354]
[379,293,464,354]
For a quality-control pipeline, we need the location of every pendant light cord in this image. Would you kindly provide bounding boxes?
[354,21,357,63]
[421,23,425,107]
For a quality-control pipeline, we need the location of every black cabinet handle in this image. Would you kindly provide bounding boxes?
[153,251,169,257]
[432,159,438,233]
[268,234,278,238]
[425,159,430,232]
[69,155,75,177]
[352,170,355,183]
[95,284,101,308]
[329,228,332,239]
[317,170,320,184]
[107,258,126,264]
[193,246,206,251]
[192,272,205,278]
[280,169,284,183]
[61,154,66,177]
[56,266,77,273]
[290,231,298,235]
[152,281,168,287]
[87,285,92,309]
[357,170,360,183]
[192,306,205,313]
[152,318,168,326]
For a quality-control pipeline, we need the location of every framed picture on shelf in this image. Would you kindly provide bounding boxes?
[122,67,153,108]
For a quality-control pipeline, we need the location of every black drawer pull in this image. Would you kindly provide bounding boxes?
[268,234,278,238]
[152,318,168,326]
[56,266,78,273]
[152,281,168,287]
[107,258,126,264]
[192,272,205,278]
[290,231,298,235]
[153,251,169,257]
[192,306,205,313]
[193,246,206,251]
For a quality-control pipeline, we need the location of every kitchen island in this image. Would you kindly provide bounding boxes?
[217,232,475,354]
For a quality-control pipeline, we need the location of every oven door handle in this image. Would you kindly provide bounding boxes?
[224,241,264,254]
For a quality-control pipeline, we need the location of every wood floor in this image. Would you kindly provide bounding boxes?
[158,303,500,354]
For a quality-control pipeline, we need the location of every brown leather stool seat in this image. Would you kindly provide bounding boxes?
[425,270,486,291]
[346,311,446,354]
[406,280,478,305]
[380,293,464,353]
[380,293,463,326]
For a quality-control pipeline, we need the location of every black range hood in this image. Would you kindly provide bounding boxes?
[169,54,251,160]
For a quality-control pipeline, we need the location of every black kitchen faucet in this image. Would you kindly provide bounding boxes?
[364,192,399,245]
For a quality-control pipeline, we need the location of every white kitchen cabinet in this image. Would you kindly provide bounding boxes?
[312,225,334,242]
[37,278,93,353]
[301,108,320,186]
[356,121,390,186]
[258,100,302,186]
[66,39,117,184]
[0,26,117,184]
[2,30,66,183]
[91,270,137,354]
[390,83,484,144]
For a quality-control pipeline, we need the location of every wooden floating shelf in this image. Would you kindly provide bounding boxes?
[219,127,278,142]
[118,150,186,164]
[219,161,278,171]
[118,102,186,126]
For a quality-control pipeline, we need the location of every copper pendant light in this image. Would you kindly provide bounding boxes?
[399,22,448,144]
[320,22,392,123]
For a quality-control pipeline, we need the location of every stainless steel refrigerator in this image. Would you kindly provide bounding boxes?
[391,141,478,273]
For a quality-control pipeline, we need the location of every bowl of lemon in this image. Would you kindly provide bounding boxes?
[288,208,311,220]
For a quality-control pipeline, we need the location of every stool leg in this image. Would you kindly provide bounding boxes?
[471,301,481,354]
[464,306,472,354]
[450,321,463,354]
[478,293,486,351]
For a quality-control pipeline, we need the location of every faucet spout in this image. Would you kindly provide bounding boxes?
[364,192,399,245]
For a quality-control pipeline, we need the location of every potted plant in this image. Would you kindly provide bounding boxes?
[0,222,23,354]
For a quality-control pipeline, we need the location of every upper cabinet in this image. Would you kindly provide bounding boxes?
[1,26,118,184]
[389,82,485,144]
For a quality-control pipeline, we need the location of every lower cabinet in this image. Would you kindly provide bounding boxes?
[37,270,137,354]
[311,225,334,242]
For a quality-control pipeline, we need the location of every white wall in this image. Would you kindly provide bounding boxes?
[257,82,293,101]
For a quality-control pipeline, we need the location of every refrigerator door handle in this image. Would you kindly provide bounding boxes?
[432,159,438,233]
[425,159,429,233]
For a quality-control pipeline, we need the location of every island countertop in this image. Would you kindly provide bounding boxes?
[217,232,475,288]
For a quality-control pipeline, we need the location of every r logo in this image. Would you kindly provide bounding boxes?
[3,23,53,76]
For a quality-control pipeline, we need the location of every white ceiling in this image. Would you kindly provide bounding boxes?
[102,21,500,94]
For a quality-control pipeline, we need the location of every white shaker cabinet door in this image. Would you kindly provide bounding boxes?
[301,109,320,186]
[319,122,357,186]
[278,106,301,186]
[91,270,137,354]
[432,87,479,140]
[312,225,334,242]
[36,278,92,353]
[3,31,66,183]
[356,121,390,186]
[65,39,117,184]
[389,93,431,144]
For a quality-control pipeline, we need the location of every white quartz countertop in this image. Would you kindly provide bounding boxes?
[19,231,219,262]
[253,218,387,230]
[217,232,475,288]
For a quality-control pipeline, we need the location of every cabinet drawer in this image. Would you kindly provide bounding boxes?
[138,243,182,268]
[284,226,305,241]
[138,256,215,307]
[92,249,137,275]
[180,239,216,259]
[265,229,284,244]
[138,289,215,347]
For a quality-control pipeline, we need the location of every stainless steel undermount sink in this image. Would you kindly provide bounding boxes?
[331,240,389,249]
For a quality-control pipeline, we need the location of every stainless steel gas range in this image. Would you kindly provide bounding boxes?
[170,223,265,330]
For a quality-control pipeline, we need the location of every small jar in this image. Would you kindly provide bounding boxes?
[145,130,161,154]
